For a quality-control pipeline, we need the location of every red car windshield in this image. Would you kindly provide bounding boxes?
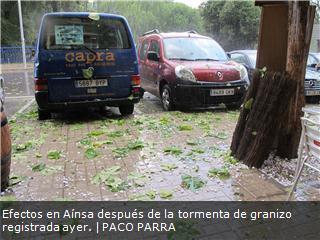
[163,37,228,61]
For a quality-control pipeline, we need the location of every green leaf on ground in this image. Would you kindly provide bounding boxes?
[223,152,238,165]
[161,163,178,171]
[85,148,98,159]
[178,125,193,131]
[164,146,183,156]
[35,153,42,158]
[92,166,122,184]
[92,166,127,192]
[112,147,130,158]
[213,132,228,140]
[129,194,150,201]
[159,117,170,125]
[92,140,113,148]
[212,147,225,158]
[106,177,127,192]
[9,175,26,186]
[87,130,105,137]
[13,141,33,153]
[79,138,92,146]
[192,148,205,154]
[47,150,62,160]
[116,119,126,126]
[186,140,198,146]
[159,190,173,199]
[32,163,46,172]
[128,172,147,187]
[132,119,144,126]
[70,123,85,131]
[145,190,157,200]
[127,140,144,150]
[31,163,62,175]
[107,130,124,138]
[40,166,63,176]
[208,167,230,179]
[181,174,205,191]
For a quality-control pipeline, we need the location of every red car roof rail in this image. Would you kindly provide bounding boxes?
[142,29,160,36]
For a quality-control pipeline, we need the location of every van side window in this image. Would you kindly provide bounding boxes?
[149,40,160,55]
[139,40,149,60]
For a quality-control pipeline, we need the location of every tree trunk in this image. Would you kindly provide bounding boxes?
[231,1,315,168]
[276,1,315,158]
[231,71,296,168]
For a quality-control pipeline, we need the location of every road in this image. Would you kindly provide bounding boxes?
[1,68,34,117]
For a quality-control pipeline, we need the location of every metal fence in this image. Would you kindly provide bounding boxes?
[1,46,34,64]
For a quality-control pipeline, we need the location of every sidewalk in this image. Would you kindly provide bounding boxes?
[2,96,318,201]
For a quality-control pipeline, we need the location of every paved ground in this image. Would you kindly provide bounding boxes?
[1,64,319,201]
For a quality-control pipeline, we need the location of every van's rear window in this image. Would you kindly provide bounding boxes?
[43,17,131,50]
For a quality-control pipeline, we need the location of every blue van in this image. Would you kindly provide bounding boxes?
[34,12,140,119]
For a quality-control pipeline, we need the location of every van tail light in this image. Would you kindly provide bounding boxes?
[131,75,141,86]
[130,75,141,97]
[34,78,48,91]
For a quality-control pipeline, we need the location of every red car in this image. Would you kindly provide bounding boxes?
[137,30,249,110]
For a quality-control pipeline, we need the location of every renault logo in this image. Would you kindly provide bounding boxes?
[217,71,223,80]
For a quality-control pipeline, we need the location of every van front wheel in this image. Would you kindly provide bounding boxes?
[119,105,134,116]
[38,108,51,120]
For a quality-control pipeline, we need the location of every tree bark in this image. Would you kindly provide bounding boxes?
[231,71,296,168]
[276,1,315,158]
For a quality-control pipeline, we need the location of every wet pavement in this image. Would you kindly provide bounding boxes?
[1,65,34,117]
[1,64,319,201]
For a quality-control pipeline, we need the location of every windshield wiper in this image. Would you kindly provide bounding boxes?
[71,45,97,55]
[194,58,220,61]
[168,58,195,61]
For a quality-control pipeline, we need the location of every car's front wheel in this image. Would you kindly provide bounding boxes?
[119,104,134,116]
[161,85,175,111]
[38,108,51,120]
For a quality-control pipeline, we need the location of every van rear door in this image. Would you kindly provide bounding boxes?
[37,14,137,103]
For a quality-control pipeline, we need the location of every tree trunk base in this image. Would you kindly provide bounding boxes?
[231,71,296,168]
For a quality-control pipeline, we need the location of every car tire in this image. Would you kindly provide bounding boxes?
[140,88,145,98]
[119,104,134,116]
[161,85,175,111]
[38,108,51,120]
[99,106,108,114]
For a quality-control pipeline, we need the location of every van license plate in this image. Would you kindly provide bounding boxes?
[306,90,320,96]
[210,89,234,96]
[75,79,108,88]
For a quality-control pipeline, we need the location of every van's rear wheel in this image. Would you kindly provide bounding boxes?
[38,108,51,120]
[119,105,134,116]
[161,85,175,111]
